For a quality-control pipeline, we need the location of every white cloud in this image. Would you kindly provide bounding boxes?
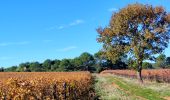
[69,19,84,26]
[0,41,30,47]
[58,26,65,30]
[56,46,77,52]
[108,8,118,12]
[47,19,84,30]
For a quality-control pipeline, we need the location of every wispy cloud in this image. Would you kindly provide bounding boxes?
[0,41,30,47]
[58,26,65,30]
[69,19,84,26]
[108,8,118,12]
[47,19,85,30]
[56,46,77,52]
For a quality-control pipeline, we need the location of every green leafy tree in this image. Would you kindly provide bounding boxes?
[5,66,17,72]
[59,59,73,71]
[51,59,61,71]
[94,51,105,72]
[29,62,43,72]
[97,4,170,82]
[79,52,95,72]
[127,57,136,69]
[142,62,153,69]
[0,67,4,72]
[155,54,166,68]
[42,59,53,71]
[17,62,30,72]
[94,51,127,72]
[71,57,83,71]
[165,57,170,68]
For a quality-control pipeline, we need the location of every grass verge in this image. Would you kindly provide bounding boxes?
[94,74,170,100]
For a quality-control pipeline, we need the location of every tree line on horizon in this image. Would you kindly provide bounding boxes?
[0,52,170,73]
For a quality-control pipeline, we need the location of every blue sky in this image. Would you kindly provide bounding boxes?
[0,0,170,67]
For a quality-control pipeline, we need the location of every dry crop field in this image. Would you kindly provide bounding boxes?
[101,69,170,83]
[0,72,94,100]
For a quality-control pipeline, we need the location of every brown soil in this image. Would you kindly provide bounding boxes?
[164,97,170,100]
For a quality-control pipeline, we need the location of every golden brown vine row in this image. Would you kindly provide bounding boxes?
[0,72,94,100]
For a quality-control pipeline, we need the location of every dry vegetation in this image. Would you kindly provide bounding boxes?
[0,72,95,100]
[101,69,170,83]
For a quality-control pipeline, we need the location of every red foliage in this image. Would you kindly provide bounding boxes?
[101,69,170,83]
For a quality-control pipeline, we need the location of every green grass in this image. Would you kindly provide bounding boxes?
[117,76,170,97]
[111,77,163,100]
[94,74,140,100]
[94,74,170,100]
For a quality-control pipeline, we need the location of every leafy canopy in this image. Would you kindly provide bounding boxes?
[97,4,170,65]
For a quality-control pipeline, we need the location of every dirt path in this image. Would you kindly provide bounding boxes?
[97,74,169,100]
[164,97,170,100]
[111,81,147,100]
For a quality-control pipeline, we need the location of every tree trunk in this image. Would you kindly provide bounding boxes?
[137,64,143,83]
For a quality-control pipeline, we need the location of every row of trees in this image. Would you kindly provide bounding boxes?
[1,52,170,73]
[154,54,170,68]
[128,54,170,69]
[1,52,127,73]
[3,52,95,72]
